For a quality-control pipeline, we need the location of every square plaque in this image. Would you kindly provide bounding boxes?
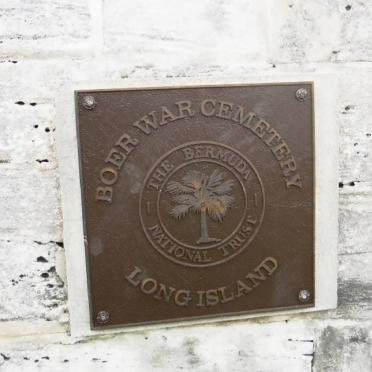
[75,83,316,329]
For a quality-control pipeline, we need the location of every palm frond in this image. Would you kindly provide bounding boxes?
[211,179,234,195]
[166,180,194,194]
[205,199,227,222]
[206,169,224,188]
[169,204,191,219]
[182,170,205,190]
[217,194,235,208]
[190,200,203,213]
[167,169,235,222]
[172,194,198,206]
[205,194,235,221]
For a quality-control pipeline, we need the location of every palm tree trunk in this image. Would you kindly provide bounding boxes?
[199,207,210,243]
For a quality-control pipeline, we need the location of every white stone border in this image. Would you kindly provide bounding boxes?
[56,74,338,338]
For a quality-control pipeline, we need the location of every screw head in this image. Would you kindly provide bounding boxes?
[96,310,110,324]
[298,289,311,303]
[295,88,308,102]
[82,95,96,110]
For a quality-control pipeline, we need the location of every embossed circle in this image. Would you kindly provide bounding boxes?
[158,160,248,250]
[139,141,265,267]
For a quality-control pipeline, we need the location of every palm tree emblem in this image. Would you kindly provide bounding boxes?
[166,169,235,244]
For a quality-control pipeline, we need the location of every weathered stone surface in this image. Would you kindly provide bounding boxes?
[0,0,371,371]
[102,0,268,66]
[0,169,61,241]
[0,321,314,371]
[0,102,57,168]
[270,0,372,63]
[0,240,66,322]
[0,0,92,57]
[338,251,372,311]
[338,66,372,182]
[339,182,372,256]
[314,321,372,372]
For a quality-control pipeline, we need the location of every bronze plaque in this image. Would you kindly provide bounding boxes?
[76,83,314,329]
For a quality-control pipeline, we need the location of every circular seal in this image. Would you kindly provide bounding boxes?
[139,141,265,267]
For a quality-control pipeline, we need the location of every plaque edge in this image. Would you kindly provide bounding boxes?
[56,74,338,338]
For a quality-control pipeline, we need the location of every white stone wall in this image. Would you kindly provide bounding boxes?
[0,0,371,371]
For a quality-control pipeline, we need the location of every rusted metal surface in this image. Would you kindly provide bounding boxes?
[75,83,314,329]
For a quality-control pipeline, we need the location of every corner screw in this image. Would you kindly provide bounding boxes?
[96,310,110,324]
[295,88,308,102]
[298,289,311,303]
[82,95,96,110]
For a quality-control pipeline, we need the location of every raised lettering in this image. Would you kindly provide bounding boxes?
[232,105,255,126]
[206,289,219,306]
[216,101,233,119]
[105,148,127,169]
[279,156,297,176]
[125,266,143,287]
[257,257,278,276]
[176,100,195,118]
[174,290,192,306]
[133,111,158,134]
[272,142,290,161]
[153,283,176,302]
[160,106,178,125]
[246,270,266,288]
[116,133,139,153]
[183,147,194,160]
[140,278,158,294]
[218,286,234,304]
[235,279,252,298]
[96,186,113,203]
[100,167,118,186]
[250,118,271,138]
[201,99,216,117]
[285,173,303,189]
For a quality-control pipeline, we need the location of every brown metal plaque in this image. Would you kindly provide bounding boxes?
[76,83,314,329]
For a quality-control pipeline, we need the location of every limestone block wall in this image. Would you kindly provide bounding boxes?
[0,1,371,371]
